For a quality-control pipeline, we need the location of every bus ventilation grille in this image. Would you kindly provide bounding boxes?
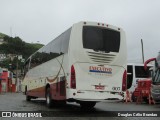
[87,52,116,64]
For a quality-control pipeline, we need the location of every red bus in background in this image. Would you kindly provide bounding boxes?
[126,63,152,101]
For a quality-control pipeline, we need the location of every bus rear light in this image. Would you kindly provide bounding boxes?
[122,70,127,91]
[70,65,76,89]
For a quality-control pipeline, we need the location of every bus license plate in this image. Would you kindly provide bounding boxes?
[95,85,105,90]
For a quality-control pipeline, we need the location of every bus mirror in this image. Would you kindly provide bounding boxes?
[144,58,156,70]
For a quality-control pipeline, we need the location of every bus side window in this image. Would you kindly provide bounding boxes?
[135,66,150,78]
[24,59,30,76]
[127,65,133,89]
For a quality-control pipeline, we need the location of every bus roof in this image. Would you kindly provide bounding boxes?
[127,63,153,67]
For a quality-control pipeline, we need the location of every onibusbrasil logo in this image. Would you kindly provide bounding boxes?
[1,112,42,118]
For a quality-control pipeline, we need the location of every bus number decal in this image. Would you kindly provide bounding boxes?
[112,87,120,91]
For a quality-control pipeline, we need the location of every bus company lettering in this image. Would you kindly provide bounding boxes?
[89,66,112,74]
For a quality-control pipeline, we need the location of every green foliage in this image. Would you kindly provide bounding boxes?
[0,36,43,59]
[0,35,44,70]
[0,33,7,38]
[0,58,11,69]
[0,57,24,71]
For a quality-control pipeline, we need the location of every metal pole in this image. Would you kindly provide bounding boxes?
[16,56,18,92]
[141,39,144,63]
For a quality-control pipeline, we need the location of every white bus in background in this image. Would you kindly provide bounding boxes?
[22,21,127,109]
[127,63,153,101]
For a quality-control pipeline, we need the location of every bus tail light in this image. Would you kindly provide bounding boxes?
[70,65,76,89]
[122,70,127,91]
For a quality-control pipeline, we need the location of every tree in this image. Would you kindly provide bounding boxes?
[0,36,43,59]
[0,35,44,71]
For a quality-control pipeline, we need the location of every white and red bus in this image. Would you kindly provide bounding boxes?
[22,21,127,108]
[126,63,153,101]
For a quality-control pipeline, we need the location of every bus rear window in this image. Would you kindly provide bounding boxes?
[83,26,120,52]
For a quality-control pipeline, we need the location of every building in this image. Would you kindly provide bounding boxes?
[0,38,4,45]
[0,67,2,93]
[0,54,6,61]
[0,69,16,93]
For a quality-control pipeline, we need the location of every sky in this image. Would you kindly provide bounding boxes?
[0,0,160,63]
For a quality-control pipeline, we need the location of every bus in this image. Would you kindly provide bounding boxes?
[144,53,160,102]
[127,63,152,101]
[22,21,127,108]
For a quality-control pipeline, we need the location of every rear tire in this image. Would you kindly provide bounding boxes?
[80,101,96,109]
[25,87,31,101]
[46,88,53,108]
[26,94,31,101]
[24,86,27,95]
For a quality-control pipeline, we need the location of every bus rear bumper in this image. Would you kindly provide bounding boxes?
[66,89,123,102]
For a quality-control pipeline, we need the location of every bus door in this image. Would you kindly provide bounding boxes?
[127,65,133,90]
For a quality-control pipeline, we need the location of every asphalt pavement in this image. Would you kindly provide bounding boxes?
[0,92,160,120]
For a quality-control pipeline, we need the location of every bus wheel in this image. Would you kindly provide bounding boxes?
[80,101,96,109]
[26,95,31,101]
[46,88,53,108]
[25,87,31,101]
[24,86,27,95]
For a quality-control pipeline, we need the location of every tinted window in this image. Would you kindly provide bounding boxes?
[135,66,151,78]
[24,58,30,75]
[30,28,71,69]
[83,26,120,52]
[61,28,71,53]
